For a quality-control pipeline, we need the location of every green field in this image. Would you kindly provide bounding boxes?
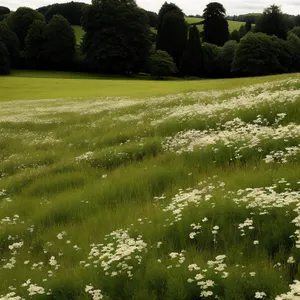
[74,18,245,44]
[185,17,245,33]
[1,72,300,299]
[73,25,85,45]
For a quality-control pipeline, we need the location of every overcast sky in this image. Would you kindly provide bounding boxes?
[3,0,300,16]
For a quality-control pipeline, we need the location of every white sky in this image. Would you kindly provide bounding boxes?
[2,0,300,16]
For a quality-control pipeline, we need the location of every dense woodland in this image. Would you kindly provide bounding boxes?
[0,0,300,78]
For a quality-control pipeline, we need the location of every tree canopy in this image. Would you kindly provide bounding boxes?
[0,22,19,66]
[255,5,289,39]
[203,2,229,46]
[42,15,76,69]
[6,7,45,49]
[0,40,10,74]
[156,3,187,67]
[149,50,177,77]
[180,25,203,77]
[82,0,151,74]
[231,32,281,76]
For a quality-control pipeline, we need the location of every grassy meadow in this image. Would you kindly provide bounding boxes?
[0,72,300,299]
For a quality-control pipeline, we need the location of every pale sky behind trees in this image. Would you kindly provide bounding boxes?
[2,0,300,15]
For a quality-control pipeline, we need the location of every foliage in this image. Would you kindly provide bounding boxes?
[203,2,229,46]
[42,15,76,69]
[6,7,45,49]
[143,10,157,27]
[43,2,88,25]
[215,40,238,77]
[286,33,300,71]
[202,42,221,77]
[24,20,47,68]
[82,0,151,74]
[230,29,240,42]
[231,32,282,76]
[157,2,184,30]
[239,25,247,39]
[0,6,10,16]
[290,26,300,38]
[255,5,289,39]
[245,20,252,32]
[156,9,187,67]
[0,40,10,74]
[148,50,178,77]
[0,22,19,66]
[180,25,203,77]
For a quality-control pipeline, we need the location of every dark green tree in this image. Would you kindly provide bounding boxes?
[142,10,157,27]
[295,15,300,26]
[0,22,19,65]
[0,40,10,74]
[231,32,281,76]
[245,20,252,32]
[230,29,240,42]
[180,25,203,77]
[6,7,45,49]
[156,9,187,67]
[24,20,47,68]
[203,2,229,46]
[255,5,288,39]
[202,42,221,77]
[215,40,238,77]
[44,2,88,25]
[290,27,300,38]
[239,25,247,38]
[82,0,151,74]
[0,6,10,15]
[157,2,184,30]
[149,50,177,77]
[286,33,300,71]
[42,15,76,69]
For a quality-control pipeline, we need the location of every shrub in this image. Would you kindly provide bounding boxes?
[202,42,221,77]
[215,40,238,77]
[149,50,178,77]
[231,32,281,76]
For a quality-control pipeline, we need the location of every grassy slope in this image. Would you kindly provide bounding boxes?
[0,72,300,299]
[1,70,297,101]
[73,25,85,45]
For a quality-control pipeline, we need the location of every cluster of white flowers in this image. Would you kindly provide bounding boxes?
[162,179,223,223]
[264,145,300,164]
[56,231,67,240]
[87,229,147,278]
[255,291,267,299]
[0,292,24,300]
[188,255,229,298]
[189,223,202,239]
[8,241,24,251]
[1,215,21,227]
[163,116,300,157]
[85,285,103,300]
[275,280,300,299]
[238,218,254,236]
[75,151,94,163]
[168,250,186,268]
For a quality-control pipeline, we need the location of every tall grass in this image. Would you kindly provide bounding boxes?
[0,74,299,299]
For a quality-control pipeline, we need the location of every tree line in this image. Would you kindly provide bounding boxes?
[0,0,300,79]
